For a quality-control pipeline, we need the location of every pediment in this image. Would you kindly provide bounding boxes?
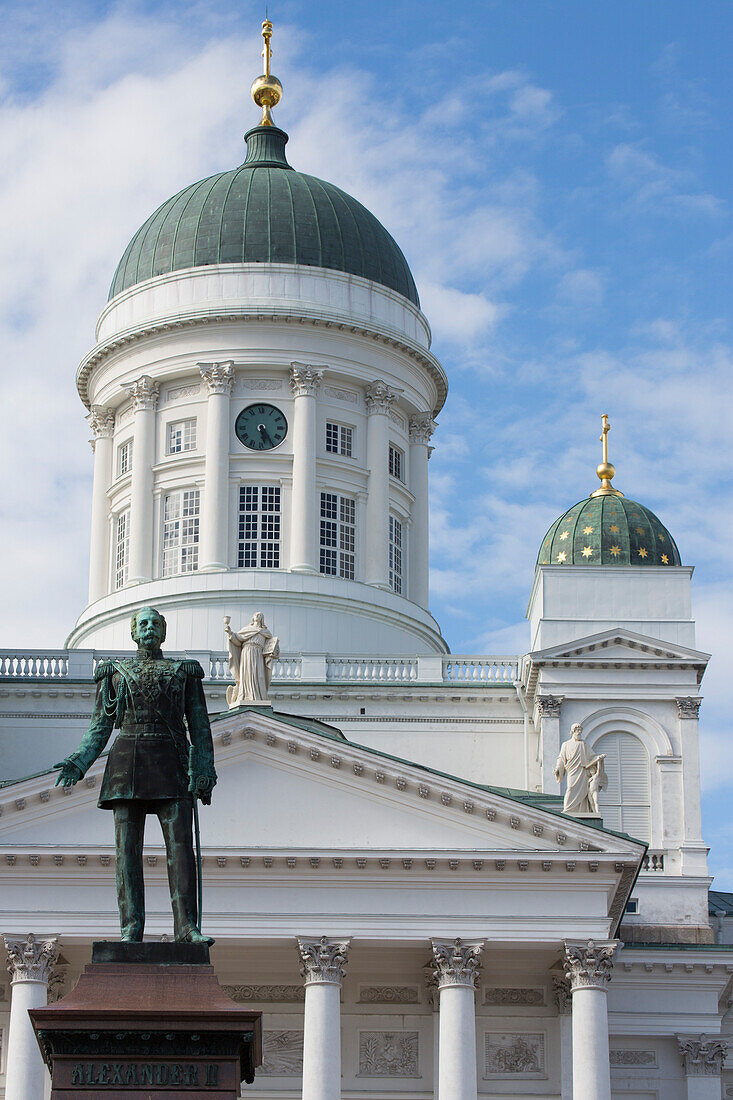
[529,627,710,666]
[0,709,644,863]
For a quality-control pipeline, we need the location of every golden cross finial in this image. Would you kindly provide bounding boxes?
[591,413,623,497]
[251,19,282,126]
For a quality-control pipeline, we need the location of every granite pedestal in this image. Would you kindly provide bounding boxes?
[30,942,261,1098]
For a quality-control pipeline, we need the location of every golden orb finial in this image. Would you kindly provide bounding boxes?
[251,19,283,126]
[590,413,624,497]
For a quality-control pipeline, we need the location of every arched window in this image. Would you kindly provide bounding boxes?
[593,732,651,842]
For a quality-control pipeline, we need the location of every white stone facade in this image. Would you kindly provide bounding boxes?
[0,171,730,1100]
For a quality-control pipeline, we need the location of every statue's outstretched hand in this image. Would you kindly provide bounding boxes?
[54,759,83,788]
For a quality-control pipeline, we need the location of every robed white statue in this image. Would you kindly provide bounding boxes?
[554,723,607,814]
[224,612,280,707]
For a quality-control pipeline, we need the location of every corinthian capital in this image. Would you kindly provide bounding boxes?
[4,933,59,983]
[365,380,398,416]
[200,361,234,396]
[87,405,115,440]
[121,375,160,411]
[297,936,350,985]
[536,695,563,718]
[563,939,618,992]
[408,413,437,445]
[431,938,483,989]
[676,697,702,719]
[289,364,324,398]
[678,1034,728,1076]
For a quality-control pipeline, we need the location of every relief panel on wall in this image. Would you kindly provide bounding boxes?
[358,1031,419,1077]
[259,1030,304,1076]
[484,1032,546,1079]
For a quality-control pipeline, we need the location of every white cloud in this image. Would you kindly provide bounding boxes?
[606,141,724,216]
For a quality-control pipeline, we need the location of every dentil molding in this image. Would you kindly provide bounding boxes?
[4,932,59,983]
[297,935,350,985]
[563,939,618,991]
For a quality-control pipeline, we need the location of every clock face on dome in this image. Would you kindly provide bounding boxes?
[235,403,288,451]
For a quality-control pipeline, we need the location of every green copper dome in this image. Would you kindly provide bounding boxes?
[109,126,419,306]
[537,494,681,568]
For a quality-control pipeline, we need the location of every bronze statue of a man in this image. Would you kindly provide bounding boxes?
[54,607,217,944]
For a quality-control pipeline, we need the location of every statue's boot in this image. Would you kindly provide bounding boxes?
[177,924,215,946]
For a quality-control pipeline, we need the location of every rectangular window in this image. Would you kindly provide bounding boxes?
[167,418,197,455]
[115,511,129,590]
[320,492,355,579]
[325,422,353,457]
[389,514,403,594]
[238,485,281,568]
[162,489,200,576]
[118,439,132,477]
[389,444,404,481]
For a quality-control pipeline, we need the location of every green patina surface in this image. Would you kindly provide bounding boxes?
[537,493,681,568]
[110,126,419,306]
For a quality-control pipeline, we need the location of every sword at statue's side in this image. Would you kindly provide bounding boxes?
[193,792,203,929]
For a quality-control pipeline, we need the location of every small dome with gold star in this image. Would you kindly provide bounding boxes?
[536,416,681,568]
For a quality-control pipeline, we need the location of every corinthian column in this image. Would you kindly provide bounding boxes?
[365,381,397,589]
[297,936,350,1100]
[4,934,59,1100]
[87,405,115,602]
[289,365,323,574]
[408,413,435,608]
[121,375,159,584]
[563,939,618,1100]
[677,1034,729,1100]
[431,938,483,1100]
[199,362,234,572]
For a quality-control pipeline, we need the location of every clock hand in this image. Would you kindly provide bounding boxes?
[258,422,273,445]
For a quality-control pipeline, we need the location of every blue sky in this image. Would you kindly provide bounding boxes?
[0,1,731,879]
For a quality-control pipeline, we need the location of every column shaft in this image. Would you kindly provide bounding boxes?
[432,938,483,1100]
[200,363,233,571]
[87,406,115,602]
[564,939,618,1100]
[365,382,396,588]
[289,365,322,574]
[123,376,159,584]
[408,415,435,608]
[537,696,563,793]
[297,936,350,1100]
[4,934,59,1100]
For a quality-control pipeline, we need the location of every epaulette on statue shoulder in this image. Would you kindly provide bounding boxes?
[179,659,205,678]
[94,660,117,682]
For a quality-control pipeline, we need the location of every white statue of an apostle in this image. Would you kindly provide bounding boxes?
[554,723,607,815]
[224,612,280,707]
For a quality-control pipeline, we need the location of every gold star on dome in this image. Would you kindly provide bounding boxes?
[638,547,648,558]
[609,524,620,533]
[658,533,665,541]
[559,531,569,541]
[557,551,567,563]
[582,546,594,558]
[636,526,645,534]
[610,545,621,557]
[583,525,594,534]
[661,553,669,564]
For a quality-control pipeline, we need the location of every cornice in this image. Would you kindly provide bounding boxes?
[76,308,448,417]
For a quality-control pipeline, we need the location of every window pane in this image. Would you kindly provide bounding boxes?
[389,515,403,594]
[115,511,129,589]
[237,485,281,569]
[320,492,356,580]
[389,445,403,481]
[162,490,200,576]
[167,419,197,455]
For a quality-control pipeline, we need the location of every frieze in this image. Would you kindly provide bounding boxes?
[259,1030,303,1076]
[610,1049,657,1067]
[324,384,359,405]
[358,1031,419,1077]
[239,378,283,391]
[165,383,201,403]
[221,984,305,1002]
[359,985,419,1004]
[484,1032,545,1078]
[484,987,545,1007]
